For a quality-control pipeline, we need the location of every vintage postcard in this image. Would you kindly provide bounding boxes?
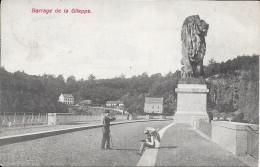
[0,0,259,166]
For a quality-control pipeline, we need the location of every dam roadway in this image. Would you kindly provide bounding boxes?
[0,120,248,166]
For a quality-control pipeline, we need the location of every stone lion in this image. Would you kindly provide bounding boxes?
[181,15,209,78]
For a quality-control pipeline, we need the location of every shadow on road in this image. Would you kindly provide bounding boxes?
[157,146,178,149]
[112,146,177,151]
[113,148,139,151]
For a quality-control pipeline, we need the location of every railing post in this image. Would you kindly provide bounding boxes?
[13,113,16,127]
[30,113,33,126]
[2,113,5,127]
[22,113,25,126]
[46,113,48,125]
[37,113,40,125]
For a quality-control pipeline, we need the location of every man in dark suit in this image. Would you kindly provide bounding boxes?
[101,110,116,150]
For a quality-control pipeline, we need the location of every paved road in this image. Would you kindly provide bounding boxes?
[0,120,173,166]
[155,123,248,166]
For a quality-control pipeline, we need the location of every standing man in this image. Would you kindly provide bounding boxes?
[101,110,116,150]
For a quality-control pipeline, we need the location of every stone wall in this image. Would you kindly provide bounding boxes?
[211,121,259,156]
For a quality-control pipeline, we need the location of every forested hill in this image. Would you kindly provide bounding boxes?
[0,55,258,123]
[206,55,259,124]
[0,67,181,115]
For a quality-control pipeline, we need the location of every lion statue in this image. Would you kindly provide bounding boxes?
[181,15,209,78]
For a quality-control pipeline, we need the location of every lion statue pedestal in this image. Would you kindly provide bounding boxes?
[174,83,209,125]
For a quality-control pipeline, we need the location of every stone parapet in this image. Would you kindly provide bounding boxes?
[211,121,259,156]
[211,121,259,131]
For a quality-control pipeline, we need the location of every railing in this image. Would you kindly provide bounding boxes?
[133,115,170,119]
[247,127,259,159]
[0,113,169,127]
[0,113,48,128]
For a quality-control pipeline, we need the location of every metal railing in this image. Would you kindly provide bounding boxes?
[0,113,48,128]
[0,113,169,128]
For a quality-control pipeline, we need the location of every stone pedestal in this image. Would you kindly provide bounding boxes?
[174,84,209,125]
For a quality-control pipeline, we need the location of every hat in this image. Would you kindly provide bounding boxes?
[104,110,110,113]
[144,130,149,134]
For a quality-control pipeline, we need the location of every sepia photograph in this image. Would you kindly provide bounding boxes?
[0,0,259,166]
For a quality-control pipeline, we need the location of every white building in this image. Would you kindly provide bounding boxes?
[144,97,164,114]
[106,101,124,107]
[58,94,74,105]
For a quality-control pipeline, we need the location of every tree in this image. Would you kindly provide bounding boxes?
[141,72,148,78]
[88,74,96,81]
[123,94,145,115]
[208,58,216,65]
[88,74,96,86]
[66,75,76,84]
[232,112,244,122]
[57,75,65,82]
[163,94,176,116]
[119,74,125,79]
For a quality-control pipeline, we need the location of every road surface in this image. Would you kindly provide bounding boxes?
[0,120,173,166]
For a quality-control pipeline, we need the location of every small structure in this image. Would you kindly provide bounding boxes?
[118,101,124,107]
[106,101,124,107]
[79,100,92,106]
[58,94,74,105]
[144,97,163,114]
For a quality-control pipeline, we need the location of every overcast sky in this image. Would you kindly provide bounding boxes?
[1,0,260,79]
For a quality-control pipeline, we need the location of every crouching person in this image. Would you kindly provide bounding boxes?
[137,130,155,155]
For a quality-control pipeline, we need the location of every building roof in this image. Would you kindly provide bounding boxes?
[61,94,74,98]
[82,100,92,102]
[145,97,163,104]
[106,101,123,104]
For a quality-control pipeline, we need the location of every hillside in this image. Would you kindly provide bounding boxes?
[206,55,259,124]
[207,73,258,123]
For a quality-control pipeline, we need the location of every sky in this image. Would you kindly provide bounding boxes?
[1,0,260,79]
